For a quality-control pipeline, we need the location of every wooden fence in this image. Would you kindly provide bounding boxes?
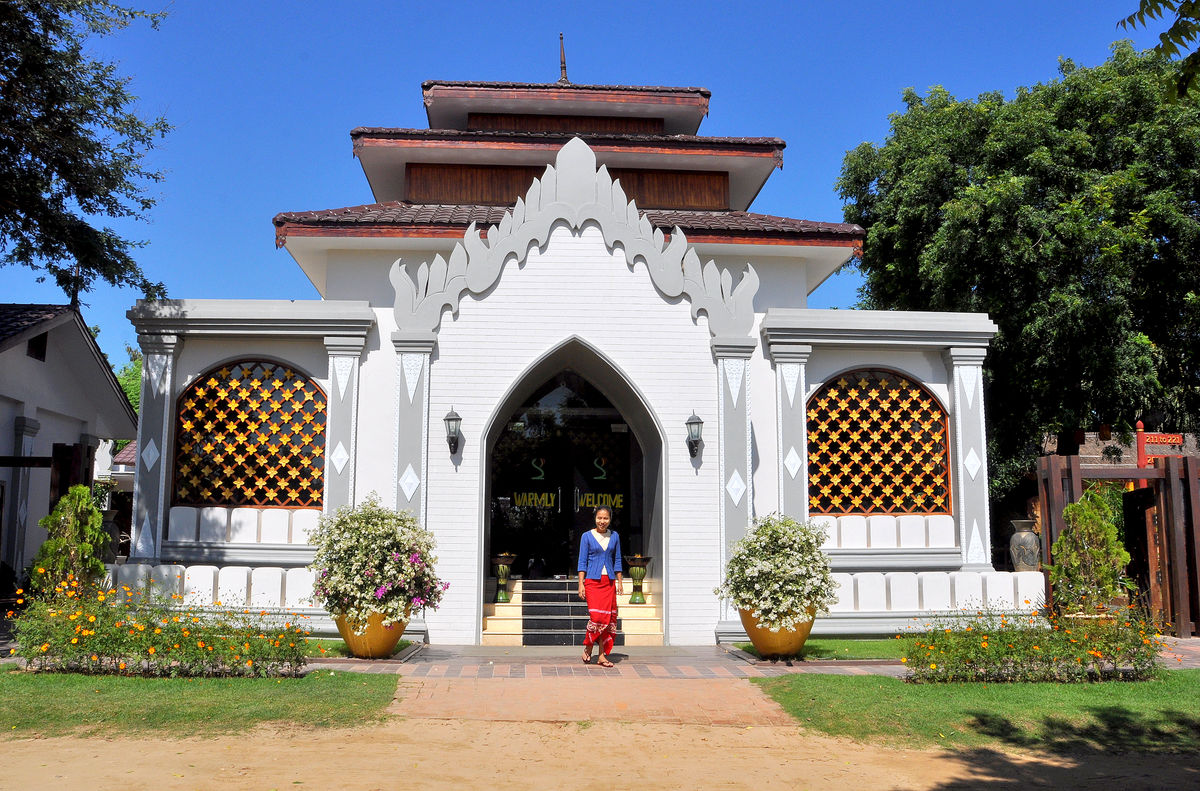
[1037,455,1200,637]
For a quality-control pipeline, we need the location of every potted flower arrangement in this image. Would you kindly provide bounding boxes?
[715,513,838,658]
[308,494,447,658]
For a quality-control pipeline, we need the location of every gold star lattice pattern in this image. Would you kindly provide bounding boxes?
[806,369,951,515]
[172,360,326,508]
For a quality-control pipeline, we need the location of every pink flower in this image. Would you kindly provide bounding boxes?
[374,584,388,600]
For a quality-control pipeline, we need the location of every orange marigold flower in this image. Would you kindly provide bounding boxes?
[148,647,156,655]
[119,662,126,670]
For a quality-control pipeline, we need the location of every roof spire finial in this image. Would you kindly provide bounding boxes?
[558,33,570,84]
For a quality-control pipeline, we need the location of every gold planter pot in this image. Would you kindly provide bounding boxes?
[334,608,411,659]
[738,607,816,658]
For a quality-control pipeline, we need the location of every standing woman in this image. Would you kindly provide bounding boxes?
[577,505,623,667]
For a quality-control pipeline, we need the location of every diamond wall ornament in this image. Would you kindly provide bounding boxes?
[399,464,421,501]
[784,447,803,479]
[17,499,28,527]
[146,355,167,398]
[726,469,747,506]
[141,438,160,471]
[961,366,979,410]
[724,358,745,407]
[401,354,423,404]
[330,442,350,474]
[333,357,353,402]
[967,519,987,564]
[964,448,982,480]
[133,515,156,557]
[780,363,800,407]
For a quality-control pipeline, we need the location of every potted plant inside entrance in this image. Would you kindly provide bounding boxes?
[1046,488,1135,617]
[309,495,448,658]
[715,513,838,658]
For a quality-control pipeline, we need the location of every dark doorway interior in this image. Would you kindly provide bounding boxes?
[489,371,643,577]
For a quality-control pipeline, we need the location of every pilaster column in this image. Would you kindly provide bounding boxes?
[4,416,40,572]
[943,346,992,570]
[711,337,756,562]
[78,433,100,488]
[323,336,366,513]
[763,338,812,520]
[392,332,436,526]
[130,333,183,562]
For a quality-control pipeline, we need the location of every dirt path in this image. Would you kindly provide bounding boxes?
[4,718,1199,790]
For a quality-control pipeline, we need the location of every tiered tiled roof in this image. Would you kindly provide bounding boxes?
[0,304,73,346]
[274,202,863,244]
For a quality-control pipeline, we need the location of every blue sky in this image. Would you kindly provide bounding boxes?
[3,0,1163,363]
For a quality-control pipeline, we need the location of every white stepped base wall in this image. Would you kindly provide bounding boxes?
[109,564,1044,643]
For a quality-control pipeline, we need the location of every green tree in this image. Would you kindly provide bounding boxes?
[0,0,169,305]
[1121,1,1200,97]
[29,484,109,593]
[116,342,141,412]
[837,43,1200,508]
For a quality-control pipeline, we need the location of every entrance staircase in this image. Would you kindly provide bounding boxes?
[482,578,663,646]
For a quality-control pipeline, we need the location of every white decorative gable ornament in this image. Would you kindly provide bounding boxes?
[389,138,760,338]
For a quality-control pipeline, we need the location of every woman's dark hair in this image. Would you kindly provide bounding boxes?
[593,505,613,518]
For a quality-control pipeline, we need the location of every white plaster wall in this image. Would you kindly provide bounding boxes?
[173,339,329,395]
[749,314,777,518]
[354,225,723,644]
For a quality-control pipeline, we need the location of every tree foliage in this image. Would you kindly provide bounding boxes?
[29,484,109,592]
[837,43,1200,504]
[1121,1,1200,97]
[0,0,169,304]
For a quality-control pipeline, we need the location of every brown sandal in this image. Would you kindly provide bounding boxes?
[581,650,592,664]
[598,657,614,668]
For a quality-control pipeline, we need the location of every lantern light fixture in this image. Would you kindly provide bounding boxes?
[444,408,462,454]
[686,412,704,458]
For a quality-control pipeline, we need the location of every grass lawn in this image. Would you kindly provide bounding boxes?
[754,669,1200,753]
[735,637,907,661]
[0,668,398,737]
[304,638,412,658]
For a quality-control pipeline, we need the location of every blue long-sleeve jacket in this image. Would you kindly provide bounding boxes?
[577,530,623,579]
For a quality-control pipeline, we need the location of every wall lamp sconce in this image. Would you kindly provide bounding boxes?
[444,408,462,454]
[686,412,704,458]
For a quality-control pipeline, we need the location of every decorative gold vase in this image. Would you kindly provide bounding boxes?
[334,608,411,659]
[738,607,816,658]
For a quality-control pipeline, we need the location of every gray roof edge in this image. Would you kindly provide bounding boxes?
[0,307,76,355]
[128,299,377,338]
[761,308,998,347]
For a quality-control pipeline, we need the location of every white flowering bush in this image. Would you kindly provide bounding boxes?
[308,495,447,633]
[715,513,837,631]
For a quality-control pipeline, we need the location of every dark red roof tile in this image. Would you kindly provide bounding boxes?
[0,304,74,345]
[273,202,862,240]
[350,128,784,149]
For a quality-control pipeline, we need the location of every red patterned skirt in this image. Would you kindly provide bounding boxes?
[583,575,618,654]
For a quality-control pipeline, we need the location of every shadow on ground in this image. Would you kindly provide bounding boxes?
[918,706,1200,790]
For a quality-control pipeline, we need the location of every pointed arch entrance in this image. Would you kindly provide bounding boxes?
[480,338,666,643]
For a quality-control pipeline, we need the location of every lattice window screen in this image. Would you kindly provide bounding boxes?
[807,369,952,515]
[172,360,326,508]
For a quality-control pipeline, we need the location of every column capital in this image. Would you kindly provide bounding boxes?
[710,337,756,360]
[765,341,812,364]
[14,416,40,437]
[138,332,182,356]
[391,331,437,355]
[324,335,366,356]
[943,346,988,367]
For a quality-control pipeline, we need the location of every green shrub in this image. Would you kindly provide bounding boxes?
[900,607,1166,683]
[27,485,108,594]
[1047,488,1134,613]
[10,578,308,677]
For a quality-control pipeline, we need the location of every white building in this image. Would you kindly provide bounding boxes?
[123,79,1040,644]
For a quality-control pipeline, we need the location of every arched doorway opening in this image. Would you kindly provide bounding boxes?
[490,371,643,574]
[480,338,666,644]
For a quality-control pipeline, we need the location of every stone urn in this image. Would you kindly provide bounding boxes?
[738,606,817,658]
[623,555,652,604]
[334,606,411,659]
[1009,519,1041,572]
